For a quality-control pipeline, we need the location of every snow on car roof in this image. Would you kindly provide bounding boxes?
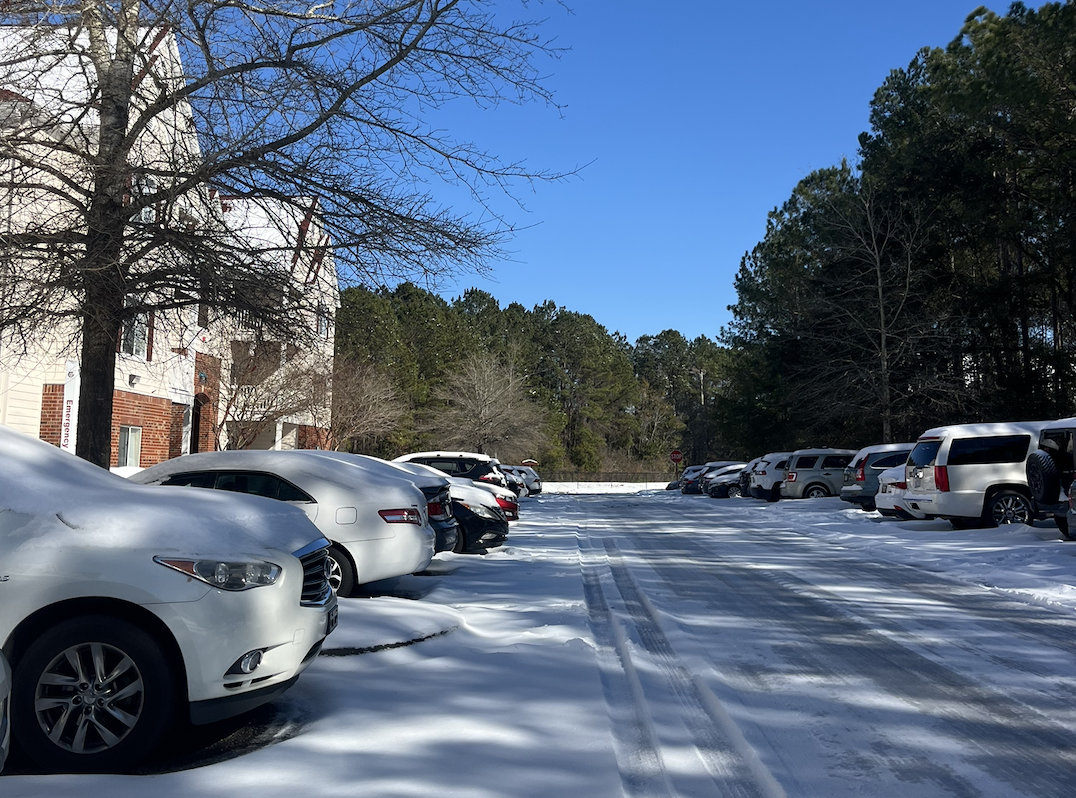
[0,425,322,555]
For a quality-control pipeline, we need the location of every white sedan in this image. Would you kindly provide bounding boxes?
[0,425,336,772]
[130,450,437,596]
[875,465,929,520]
[1,651,9,774]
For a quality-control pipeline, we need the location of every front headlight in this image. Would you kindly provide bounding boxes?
[459,502,503,522]
[154,557,282,590]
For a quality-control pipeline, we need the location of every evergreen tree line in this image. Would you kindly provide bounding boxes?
[335,284,711,470]
[338,3,1076,469]
[724,1,1076,454]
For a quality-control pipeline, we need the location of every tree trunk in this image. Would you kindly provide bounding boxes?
[74,54,134,467]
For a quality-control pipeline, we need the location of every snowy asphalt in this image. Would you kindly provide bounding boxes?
[5,488,1076,797]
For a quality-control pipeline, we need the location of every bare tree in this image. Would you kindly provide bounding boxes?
[0,1,565,466]
[428,350,548,458]
[301,355,406,451]
[194,328,331,450]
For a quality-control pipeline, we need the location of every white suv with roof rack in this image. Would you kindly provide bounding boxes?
[903,421,1051,529]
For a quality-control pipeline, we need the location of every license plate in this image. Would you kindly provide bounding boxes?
[327,604,339,634]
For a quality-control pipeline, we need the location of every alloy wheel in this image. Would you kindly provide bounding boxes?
[33,641,145,754]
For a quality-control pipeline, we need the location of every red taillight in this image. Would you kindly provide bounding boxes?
[896,481,907,490]
[495,497,519,520]
[935,466,950,492]
[427,500,446,520]
[855,464,865,481]
[757,469,767,476]
[379,508,422,525]
[787,471,797,482]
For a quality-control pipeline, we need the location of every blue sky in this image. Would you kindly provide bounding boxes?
[432,0,986,344]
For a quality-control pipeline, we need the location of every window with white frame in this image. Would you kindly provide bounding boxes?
[117,425,142,467]
[121,312,150,358]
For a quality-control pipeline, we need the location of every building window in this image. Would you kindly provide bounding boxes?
[121,312,150,359]
[316,303,330,339]
[117,425,142,467]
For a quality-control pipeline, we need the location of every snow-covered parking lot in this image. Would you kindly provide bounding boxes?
[6,486,1076,797]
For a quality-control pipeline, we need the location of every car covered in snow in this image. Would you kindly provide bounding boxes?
[393,451,509,488]
[393,461,510,552]
[502,465,542,495]
[129,450,436,596]
[301,450,461,554]
[0,425,336,771]
[0,651,9,774]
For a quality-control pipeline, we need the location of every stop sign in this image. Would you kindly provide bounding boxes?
[670,450,683,463]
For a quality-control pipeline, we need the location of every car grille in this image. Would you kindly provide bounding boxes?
[297,545,333,606]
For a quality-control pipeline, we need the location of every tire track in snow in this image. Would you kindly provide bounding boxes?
[579,525,675,798]
[635,529,1076,797]
[600,536,783,798]
[578,512,781,798]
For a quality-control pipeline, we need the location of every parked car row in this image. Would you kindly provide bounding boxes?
[1,426,539,772]
[675,417,1076,538]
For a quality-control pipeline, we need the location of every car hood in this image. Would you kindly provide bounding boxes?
[1,426,324,557]
[309,451,450,492]
[445,477,500,508]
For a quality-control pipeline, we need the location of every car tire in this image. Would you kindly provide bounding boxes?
[861,499,876,512]
[766,485,781,503]
[804,484,829,499]
[327,545,357,597]
[1056,514,1075,541]
[726,484,742,499]
[451,522,468,554]
[981,490,1033,527]
[12,616,177,772]
[1026,450,1061,505]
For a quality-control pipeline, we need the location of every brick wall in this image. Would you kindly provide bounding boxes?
[39,384,64,446]
[169,402,187,459]
[111,390,175,467]
[296,424,332,450]
[192,352,221,454]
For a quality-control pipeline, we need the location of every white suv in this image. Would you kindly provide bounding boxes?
[1,425,337,771]
[750,452,791,502]
[903,421,1050,528]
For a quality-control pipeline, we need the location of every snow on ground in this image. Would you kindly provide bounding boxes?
[5,485,1076,796]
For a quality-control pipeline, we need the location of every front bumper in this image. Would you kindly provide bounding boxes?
[151,565,336,717]
[455,510,509,552]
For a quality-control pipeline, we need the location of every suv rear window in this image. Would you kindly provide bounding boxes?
[871,451,910,470]
[794,456,819,469]
[909,441,942,468]
[821,455,852,468]
[947,435,1030,466]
